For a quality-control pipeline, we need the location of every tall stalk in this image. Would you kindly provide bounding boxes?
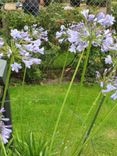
[87,99,117,144]
[49,51,84,155]
[59,52,69,84]
[0,141,8,156]
[20,66,27,139]
[22,66,27,86]
[60,41,92,155]
[77,95,106,156]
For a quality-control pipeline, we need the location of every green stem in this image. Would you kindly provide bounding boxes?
[75,92,101,149]
[72,99,117,156]
[49,52,84,155]
[89,100,117,142]
[80,42,92,86]
[22,66,27,86]
[20,66,27,139]
[77,95,106,156]
[1,55,14,109]
[72,63,117,155]
[59,52,69,84]
[1,141,8,156]
[60,42,92,155]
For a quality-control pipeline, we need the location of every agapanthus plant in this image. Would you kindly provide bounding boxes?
[49,10,117,155]
[0,25,48,72]
[0,25,48,146]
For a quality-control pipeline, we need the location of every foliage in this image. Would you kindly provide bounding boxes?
[0,4,117,156]
[0,4,83,81]
[14,133,49,156]
[112,4,117,32]
[79,47,106,84]
[26,66,42,83]
[1,4,82,38]
[0,133,49,156]
[1,6,116,83]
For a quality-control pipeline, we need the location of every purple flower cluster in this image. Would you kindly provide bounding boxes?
[0,25,48,73]
[56,10,117,53]
[0,108,12,144]
[102,77,117,100]
[96,65,117,100]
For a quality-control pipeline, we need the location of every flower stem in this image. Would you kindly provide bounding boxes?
[60,42,92,155]
[89,99,117,142]
[20,66,27,139]
[49,52,84,155]
[77,95,106,156]
[59,52,69,84]
[1,141,8,156]
[22,66,27,86]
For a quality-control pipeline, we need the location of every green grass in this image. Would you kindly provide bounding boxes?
[10,84,117,155]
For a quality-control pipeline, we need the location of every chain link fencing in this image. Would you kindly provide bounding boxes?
[0,0,116,15]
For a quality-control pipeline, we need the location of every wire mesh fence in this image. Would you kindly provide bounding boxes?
[0,0,116,15]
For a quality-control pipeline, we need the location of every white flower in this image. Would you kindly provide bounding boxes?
[105,55,112,64]
[64,6,73,10]
[7,48,12,58]
[24,25,29,31]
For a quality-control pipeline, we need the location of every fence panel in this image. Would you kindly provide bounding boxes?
[0,0,115,15]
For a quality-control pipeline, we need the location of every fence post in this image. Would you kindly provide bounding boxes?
[106,0,112,14]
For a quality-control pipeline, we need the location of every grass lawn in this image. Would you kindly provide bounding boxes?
[10,84,117,155]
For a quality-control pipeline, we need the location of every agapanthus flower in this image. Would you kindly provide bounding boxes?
[81,9,89,20]
[0,108,12,144]
[32,25,48,41]
[56,10,117,53]
[102,74,117,100]
[97,13,115,27]
[22,60,33,69]
[0,25,48,72]
[11,29,22,40]
[11,62,22,73]
[23,58,41,68]
[102,83,117,100]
